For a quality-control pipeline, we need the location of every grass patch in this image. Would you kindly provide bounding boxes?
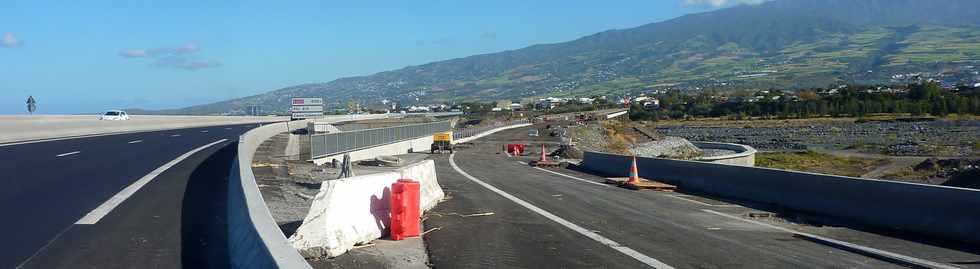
[756,151,887,177]
[601,121,637,154]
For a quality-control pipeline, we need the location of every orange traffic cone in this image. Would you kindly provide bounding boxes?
[539,145,548,162]
[626,156,641,185]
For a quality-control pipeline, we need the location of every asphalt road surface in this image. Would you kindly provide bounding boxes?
[0,123,263,268]
[424,124,980,269]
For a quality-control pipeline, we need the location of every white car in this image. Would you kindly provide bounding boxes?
[99,110,130,121]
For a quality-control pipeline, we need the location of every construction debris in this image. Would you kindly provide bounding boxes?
[421,227,442,236]
[358,155,404,167]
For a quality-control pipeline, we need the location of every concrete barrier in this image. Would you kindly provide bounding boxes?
[231,121,312,269]
[0,115,287,144]
[399,160,445,212]
[692,141,757,166]
[228,115,386,268]
[454,123,532,144]
[580,151,980,245]
[226,113,451,269]
[312,136,433,166]
[288,160,444,258]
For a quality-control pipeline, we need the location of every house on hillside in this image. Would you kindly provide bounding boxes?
[535,97,564,109]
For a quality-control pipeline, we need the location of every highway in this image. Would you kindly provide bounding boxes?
[423,124,980,269]
[0,123,262,268]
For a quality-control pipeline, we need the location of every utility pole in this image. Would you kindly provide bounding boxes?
[26,96,37,115]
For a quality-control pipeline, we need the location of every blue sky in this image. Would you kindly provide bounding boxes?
[0,0,736,114]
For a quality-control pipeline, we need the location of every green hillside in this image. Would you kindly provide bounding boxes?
[174,0,980,115]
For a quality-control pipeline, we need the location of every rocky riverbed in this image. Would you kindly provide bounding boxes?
[656,119,980,157]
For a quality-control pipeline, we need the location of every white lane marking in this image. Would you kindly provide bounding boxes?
[170,134,181,137]
[531,167,610,188]
[702,209,960,269]
[664,195,739,207]
[0,123,269,147]
[76,139,228,225]
[55,151,81,157]
[450,153,674,269]
[128,140,143,144]
[516,161,528,165]
[15,224,74,268]
[201,130,209,133]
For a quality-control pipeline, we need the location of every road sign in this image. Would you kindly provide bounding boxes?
[290,112,324,119]
[291,105,324,112]
[27,96,36,114]
[291,98,323,106]
[291,97,324,120]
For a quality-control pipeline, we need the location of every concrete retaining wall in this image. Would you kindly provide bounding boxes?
[0,115,287,144]
[580,151,980,245]
[288,160,444,258]
[693,142,757,166]
[312,136,434,166]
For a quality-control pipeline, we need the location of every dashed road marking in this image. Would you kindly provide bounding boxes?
[170,134,181,137]
[450,153,674,269]
[201,130,209,133]
[127,140,143,144]
[76,139,228,225]
[55,151,81,157]
[702,209,960,269]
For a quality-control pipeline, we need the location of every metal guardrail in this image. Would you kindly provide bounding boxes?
[453,119,530,141]
[311,121,452,158]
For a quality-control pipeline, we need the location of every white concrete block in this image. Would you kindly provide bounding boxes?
[289,172,400,258]
[288,160,443,259]
[399,160,444,212]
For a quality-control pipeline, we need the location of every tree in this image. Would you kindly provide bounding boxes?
[909,82,941,100]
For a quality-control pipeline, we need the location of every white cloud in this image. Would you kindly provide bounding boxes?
[121,49,149,57]
[682,0,769,7]
[2,32,22,48]
[154,56,222,70]
[119,43,199,58]
[120,42,220,70]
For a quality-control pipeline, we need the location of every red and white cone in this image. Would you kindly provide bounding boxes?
[626,156,640,185]
[539,145,548,163]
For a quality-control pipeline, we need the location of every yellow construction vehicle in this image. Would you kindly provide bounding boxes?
[431,132,454,154]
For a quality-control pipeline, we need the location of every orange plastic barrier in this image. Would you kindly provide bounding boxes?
[391,179,421,240]
[506,144,526,155]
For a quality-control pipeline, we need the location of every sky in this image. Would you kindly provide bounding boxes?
[0,0,745,114]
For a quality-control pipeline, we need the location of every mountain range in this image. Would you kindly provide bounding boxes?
[173,0,980,115]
